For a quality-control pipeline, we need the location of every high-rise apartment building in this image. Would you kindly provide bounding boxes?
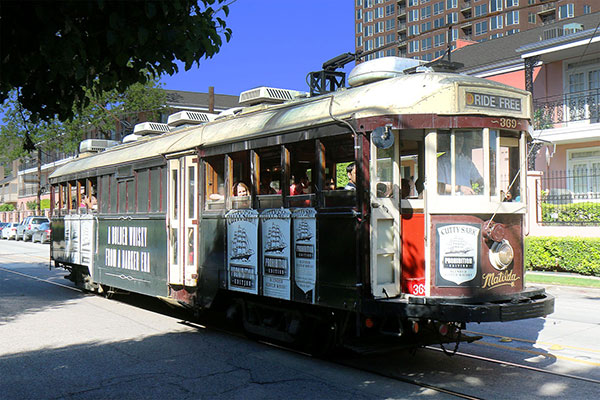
[355,0,599,62]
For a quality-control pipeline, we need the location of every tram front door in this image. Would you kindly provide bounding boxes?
[168,156,199,287]
[369,135,401,298]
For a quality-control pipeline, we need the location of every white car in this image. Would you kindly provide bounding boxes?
[2,223,19,240]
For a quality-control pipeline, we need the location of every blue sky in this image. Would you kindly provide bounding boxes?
[160,0,355,96]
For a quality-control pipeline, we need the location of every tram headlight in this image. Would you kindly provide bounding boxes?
[489,239,514,270]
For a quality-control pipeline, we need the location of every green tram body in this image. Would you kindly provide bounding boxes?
[49,69,554,348]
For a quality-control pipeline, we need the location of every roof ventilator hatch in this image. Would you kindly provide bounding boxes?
[123,122,170,143]
[167,110,217,129]
[238,87,308,106]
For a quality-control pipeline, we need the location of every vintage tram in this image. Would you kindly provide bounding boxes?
[49,57,554,351]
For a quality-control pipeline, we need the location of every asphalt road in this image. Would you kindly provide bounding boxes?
[1,240,599,399]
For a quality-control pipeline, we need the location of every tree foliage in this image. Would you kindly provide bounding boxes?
[0,77,167,162]
[0,0,231,121]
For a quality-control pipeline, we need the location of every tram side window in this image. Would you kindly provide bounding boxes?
[287,140,316,208]
[437,130,484,196]
[205,155,225,211]
[321,134,356,207]
[400,133,425,199]
[256,146,282,209]
[497,131,522,202]
[137,169,149,213]
[149,166,164,212]
[100,175,110,213]
[231,151,251,209]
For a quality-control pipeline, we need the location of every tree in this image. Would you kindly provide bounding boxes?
[0,77,168,160]
[0,0,231,122]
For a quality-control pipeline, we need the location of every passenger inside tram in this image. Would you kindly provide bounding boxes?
[437,132,484,195]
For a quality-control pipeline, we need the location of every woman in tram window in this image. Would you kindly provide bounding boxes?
[233,182,250,197]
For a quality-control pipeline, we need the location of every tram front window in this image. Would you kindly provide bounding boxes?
[437,131,484,196]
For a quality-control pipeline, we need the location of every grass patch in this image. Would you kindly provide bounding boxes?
[526,273,600,288]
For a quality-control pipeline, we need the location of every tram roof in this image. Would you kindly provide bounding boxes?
[49,72,530,182]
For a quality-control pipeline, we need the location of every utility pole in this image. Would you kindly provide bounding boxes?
[36,148,41,214]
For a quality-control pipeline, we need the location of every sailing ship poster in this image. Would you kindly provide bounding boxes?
[435,223,481,287]
[226,209,259,294]
[292,208,317,304]
[260,209,291,300]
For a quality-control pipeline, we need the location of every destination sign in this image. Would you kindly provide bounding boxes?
[465,92,521,112]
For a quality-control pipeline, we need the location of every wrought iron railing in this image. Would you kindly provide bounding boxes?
[533,88,600,129]
[537,168,600,225]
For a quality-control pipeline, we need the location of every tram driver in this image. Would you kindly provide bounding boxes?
[437,133,483,195]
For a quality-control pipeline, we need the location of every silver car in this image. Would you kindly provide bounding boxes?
[2,223,19,240]
[17,216,50,241]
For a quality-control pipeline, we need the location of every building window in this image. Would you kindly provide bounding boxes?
[583,5,591,14]
[408,0,418,6]
[434,49,445,58]
[356,9,362,20]
[475,21,488,36]
[566,147,600,194]
[422,53,433,61]
[447,12,458,24]
[375,21,384,33]
[434,17,445,28]
[490,32,504,39]
[506,28,520,35]
[386,48,397,56]
[408,9,419,22]
[528,12,535,24]
[490,0,502,12]
[474,4,487,17]
[434,33,445,47]
[434,1,445,15]
[365,39,373,51]
[386,4,395,16]
[364,10,373,22]
[386,19,395,31]
[357,36,363,47]
[386,33,396,43]
[558,4,574,19]
[375,7,384,19]
[409,40,419,53]
[356,0,363,6]
[447,0,458,8]
[421,21,432,32]
[421,36,432,50]
[421,5,432,19]
[356,22,363,34]
[505,0,518,7]
[375,36,384,48]
[506,11,519,26]
[365,0,373,7]
[409,25,420,35]
[490,15,503,30]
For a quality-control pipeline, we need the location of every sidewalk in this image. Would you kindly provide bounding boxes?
[526,270,600,288]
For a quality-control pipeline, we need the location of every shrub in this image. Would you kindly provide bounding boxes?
[0,203,15,211]
[541,202,600,224]
[525,236,600,277]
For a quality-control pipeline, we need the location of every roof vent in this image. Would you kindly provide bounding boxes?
[133,122,171,136]
[238,86,308,106]
[348,57,425,87]
[167,111,216,128]
[79,139,120,153]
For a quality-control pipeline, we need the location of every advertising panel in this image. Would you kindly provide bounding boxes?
[226,209,259,295]
[435,223,481,287]
[260,209,291,300]
[292,208,317,303]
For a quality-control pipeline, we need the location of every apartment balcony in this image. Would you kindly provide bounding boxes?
[461,1,472,13]
[398,5,406,17]
[533,89,600,129]
[398,21,406,32]
[537,2,556,16]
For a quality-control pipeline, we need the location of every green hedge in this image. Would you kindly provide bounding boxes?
[541,202,600,224]
[525,236,600,277]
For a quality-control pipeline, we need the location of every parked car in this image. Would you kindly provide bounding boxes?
[31,222,51,244]
[0,222,9,237]
[2,223,19,240]
[16,216,50,241]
